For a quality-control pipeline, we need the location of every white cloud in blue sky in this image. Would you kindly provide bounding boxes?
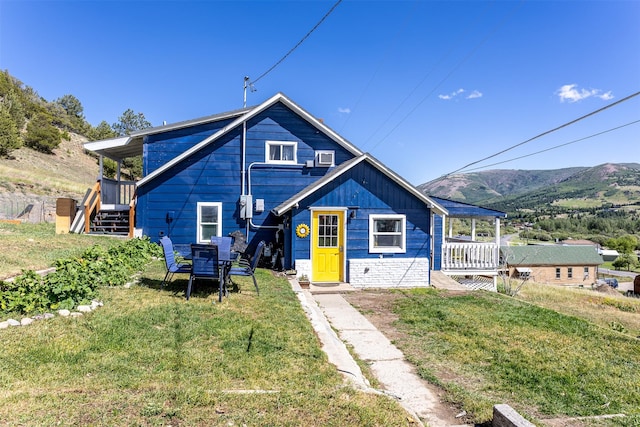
[338,107,351,114]
[556,84,614,103]
[438,88,482,100]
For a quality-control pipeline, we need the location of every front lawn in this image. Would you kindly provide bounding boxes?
[0,262,411,426]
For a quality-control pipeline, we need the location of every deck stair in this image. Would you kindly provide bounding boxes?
[89,210,130,235]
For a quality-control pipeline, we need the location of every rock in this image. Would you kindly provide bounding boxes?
[58,309,71,317]
[43,313,55,319]
[0,321,9,329]
[7,319,20,327]
[21,318,34,326]
[77,305,92,313]
[90,300,103,309]
[70,312,83,318]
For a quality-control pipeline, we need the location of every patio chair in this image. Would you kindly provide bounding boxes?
[229,240,265,296]
[160,236,191,288]
[187,244,221,301]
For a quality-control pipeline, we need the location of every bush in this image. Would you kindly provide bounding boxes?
[24,112,62,153]
[0,237,162,315]
[0,105,22,157]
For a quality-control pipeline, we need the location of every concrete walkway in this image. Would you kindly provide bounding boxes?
[292,279,468,427]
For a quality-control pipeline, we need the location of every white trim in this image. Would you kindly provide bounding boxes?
[265,140,298,164]
[197,202,222,243]
[138,93,363,187]
[369,214,406,254]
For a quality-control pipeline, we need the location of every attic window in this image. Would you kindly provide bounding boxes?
[266,141,297,164]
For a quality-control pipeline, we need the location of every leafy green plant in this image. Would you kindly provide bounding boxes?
[0,237,162,315]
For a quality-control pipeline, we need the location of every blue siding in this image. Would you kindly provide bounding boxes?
[137,101,357,258]
[433,214,443,270]
[290,161,432,265]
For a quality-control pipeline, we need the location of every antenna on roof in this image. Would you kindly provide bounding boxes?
[243,76,256,108]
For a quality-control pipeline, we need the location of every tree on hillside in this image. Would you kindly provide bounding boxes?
[112,109,151,137]
[606,235,638,254]
[612,253,638,271]
[24,112,62,153]
[88,120,117,141]
[0,105,22,157]
[56,94,84,119]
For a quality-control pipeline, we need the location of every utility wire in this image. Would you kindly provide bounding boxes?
[461,119,640,173]
[367,0,524,152]
[439,90,640,179]
[251,0,342,86]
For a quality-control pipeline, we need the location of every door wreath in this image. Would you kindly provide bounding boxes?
[296,223,310,238]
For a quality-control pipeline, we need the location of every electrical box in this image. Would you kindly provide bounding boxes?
[255,198,265,213]
[240,195,253,219]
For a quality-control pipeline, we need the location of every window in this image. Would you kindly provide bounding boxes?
[197,202,222,243]
[317,214,339,248]
[369,214,406,253]
[584,267,590,279]
[567,267,573,279]
[555,267,561,280]
[266,141,297,164]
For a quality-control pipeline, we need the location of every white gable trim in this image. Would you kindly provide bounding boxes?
[137,92,362,187]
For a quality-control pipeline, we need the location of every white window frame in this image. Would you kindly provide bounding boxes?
[197,202,222,243]
[369,214,406,254]
[265,140,297,164]
[583,266,590,279]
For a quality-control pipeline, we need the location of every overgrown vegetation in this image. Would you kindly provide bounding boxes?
[0,237,161,315]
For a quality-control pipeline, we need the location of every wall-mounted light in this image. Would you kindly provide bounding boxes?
[348,206,359,219]
[350,210,356,219]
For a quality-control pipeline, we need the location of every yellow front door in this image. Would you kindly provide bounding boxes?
[312,210,344,283]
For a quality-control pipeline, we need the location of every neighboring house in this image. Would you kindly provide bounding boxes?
[81,92,503,288]
[500,245,603,285]
[599,249,620,262]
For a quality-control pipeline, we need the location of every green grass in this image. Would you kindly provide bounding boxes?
[387,288,640,425]
[0,222,123,280]
[0,260,412,426]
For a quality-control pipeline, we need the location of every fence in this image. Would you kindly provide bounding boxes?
[0,198,59,224]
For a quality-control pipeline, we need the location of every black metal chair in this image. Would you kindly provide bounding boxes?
[187,244,221,301]
[160,236,191,288]
[229,241,265,296]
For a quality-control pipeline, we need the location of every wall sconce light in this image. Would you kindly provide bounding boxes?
[348,206,359,219]
[350,210,356,219]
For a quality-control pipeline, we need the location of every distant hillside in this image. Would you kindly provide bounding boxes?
[419,163,640,214]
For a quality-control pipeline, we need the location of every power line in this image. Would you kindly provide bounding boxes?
[439,90,640,179]
[250,0,343,86]
[461,119,640,173]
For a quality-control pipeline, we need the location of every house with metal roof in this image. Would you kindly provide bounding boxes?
[500,245,603,285]
[80,92,505,288]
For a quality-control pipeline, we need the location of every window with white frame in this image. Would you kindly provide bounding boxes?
[583,266,590,279]
[266,141,297,164]
[369,214,406,253]
[555,267,561,280]
[567,267,573,279]
[197,202,222,243]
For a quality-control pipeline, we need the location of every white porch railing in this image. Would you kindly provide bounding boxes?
[442,242,499,272]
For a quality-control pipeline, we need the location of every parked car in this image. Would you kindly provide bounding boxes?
[600,278,619,288]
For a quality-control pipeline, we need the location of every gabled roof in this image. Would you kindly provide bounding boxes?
[500,245,603,266]
[429,196,506,219]
[126,93,363,187]
[271,153,447,216]
[83,107,250,161]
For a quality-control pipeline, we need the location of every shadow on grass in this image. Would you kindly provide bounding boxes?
[138,276,240,300]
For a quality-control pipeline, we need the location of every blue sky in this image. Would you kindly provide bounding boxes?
[1,0,638,184]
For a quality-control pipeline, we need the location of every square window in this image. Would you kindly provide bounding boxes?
[197,202,222,243]
[369,214,406,253]
[266,141,297,164]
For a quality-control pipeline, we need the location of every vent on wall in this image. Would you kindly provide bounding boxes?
[315,150,335,167]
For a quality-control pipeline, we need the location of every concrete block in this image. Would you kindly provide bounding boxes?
[493,404,535,427]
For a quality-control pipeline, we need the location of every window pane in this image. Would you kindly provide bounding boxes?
[269,145,280,160]
[282,145,294,160]
[201,224,217,241]
[376,219,400,232]
[201,205,218,223]
[375,235,401,247]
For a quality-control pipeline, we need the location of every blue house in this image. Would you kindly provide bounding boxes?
[82,93,505,288]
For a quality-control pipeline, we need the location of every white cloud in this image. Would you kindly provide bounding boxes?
[438,88,465,100]
[466,90,483,99]
[556,84,614,103]
[338,107,351,114]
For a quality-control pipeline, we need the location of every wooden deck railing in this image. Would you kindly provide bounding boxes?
[84,181,101,233]
[442,242,499,271]
[128,192,136,238]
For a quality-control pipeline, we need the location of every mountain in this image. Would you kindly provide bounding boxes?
[419,163,640,214]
